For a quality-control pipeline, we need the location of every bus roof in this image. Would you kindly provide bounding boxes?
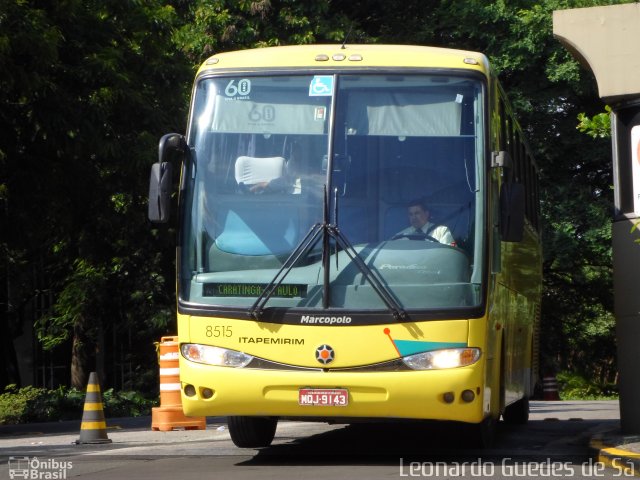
[196,44,490,77]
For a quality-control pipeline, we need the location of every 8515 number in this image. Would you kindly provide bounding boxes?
[205,325,233,338]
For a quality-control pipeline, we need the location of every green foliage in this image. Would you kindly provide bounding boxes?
[0,385,49,424]
[0,385,155,425]
[1,0,189,387]
[35,260,107,350]
[101,388,157,418]
[577,106,612,139]
[630,220,640,246]
[0,385,84,424]
[173,0,350,66]
[557,371,618,400]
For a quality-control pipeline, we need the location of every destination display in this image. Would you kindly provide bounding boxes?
[203,283,307,298]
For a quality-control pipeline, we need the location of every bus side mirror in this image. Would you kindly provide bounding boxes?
[148,162,173,223]
[500,182,525,242]
[148,133,186,223]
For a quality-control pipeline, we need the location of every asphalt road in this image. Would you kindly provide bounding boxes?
[0,401,631,480]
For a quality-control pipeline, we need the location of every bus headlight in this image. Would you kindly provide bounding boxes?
[181,344,253,368]
[402,348,481,370]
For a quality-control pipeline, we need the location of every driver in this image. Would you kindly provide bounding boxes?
[393,198,455,246]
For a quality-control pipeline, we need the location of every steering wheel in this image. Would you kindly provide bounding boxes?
[391,232,439,243]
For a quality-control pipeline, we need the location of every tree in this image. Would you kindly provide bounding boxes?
[1,0,191,388]
[173,0,350,64]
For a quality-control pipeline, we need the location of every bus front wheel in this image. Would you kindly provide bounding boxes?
[502,396,529,424]
[468,416,497,448]
[228,416,278,448]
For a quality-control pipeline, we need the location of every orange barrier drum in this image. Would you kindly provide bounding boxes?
[543,374,561,401]
[151,336,206,431]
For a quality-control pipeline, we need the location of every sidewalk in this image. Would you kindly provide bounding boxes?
[0,416,146,437]
[590,431,640,477]
[0,416,228,437]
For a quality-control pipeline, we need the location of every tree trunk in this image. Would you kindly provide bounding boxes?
[70,314,95,389]
[0,196,21,389]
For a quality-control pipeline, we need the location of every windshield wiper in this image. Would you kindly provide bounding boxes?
[326,186,407,321]
[328,224,407,321]
[249,187,408,322]
[249,221,324,320]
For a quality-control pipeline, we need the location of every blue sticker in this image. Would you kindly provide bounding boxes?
[309,76,334,96]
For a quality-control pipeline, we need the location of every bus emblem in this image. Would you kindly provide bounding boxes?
[315,344,334,365]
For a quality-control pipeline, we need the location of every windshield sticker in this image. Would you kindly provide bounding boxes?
[314,106,327,121]
[309,76,334,96]
[224,78,251,100]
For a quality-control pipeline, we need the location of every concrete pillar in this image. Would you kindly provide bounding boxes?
[554,4,640,434]
[611,103,640,434]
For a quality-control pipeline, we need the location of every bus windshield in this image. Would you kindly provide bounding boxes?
[180,73,485,313]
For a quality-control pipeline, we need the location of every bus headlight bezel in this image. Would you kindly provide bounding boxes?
[402,347,481,370]
[181,343,253,368]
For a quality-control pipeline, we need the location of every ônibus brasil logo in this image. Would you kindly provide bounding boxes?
[9,456,73,479]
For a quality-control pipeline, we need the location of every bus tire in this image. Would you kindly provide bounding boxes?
[469,416,497,448]
[502,396,529,425]
[228,416,278,448]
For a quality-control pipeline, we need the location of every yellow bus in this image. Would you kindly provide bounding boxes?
[148,44,542,448]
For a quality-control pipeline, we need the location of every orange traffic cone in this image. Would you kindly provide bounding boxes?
[75,372,112,444]
[151,336,206,431]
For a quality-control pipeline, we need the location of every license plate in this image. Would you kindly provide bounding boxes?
[299,388,348,407]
